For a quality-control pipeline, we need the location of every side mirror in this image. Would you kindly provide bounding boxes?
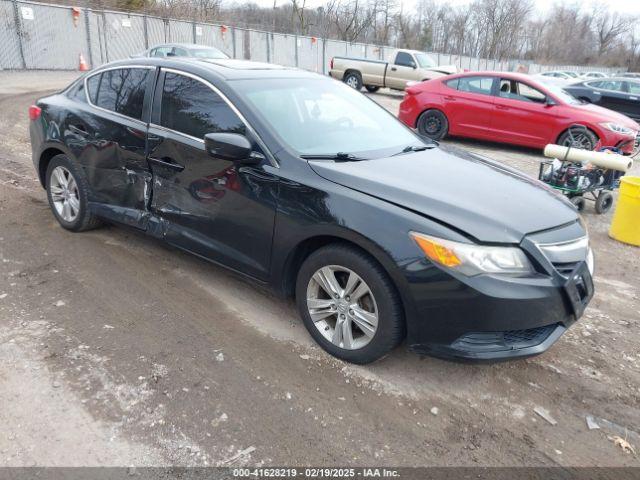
[410,62,417,69]
[545,97,556,107]
[204,133,259,164]
[166,52,176,57]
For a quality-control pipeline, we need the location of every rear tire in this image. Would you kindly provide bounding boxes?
[417,109,449,140]
[365,85,380,93]
[45,154,101,232]
[595,191,613,214]
[343,72,363,91]
[295,244,404,364]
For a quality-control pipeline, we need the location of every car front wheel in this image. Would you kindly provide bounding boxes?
[295,244,404,364]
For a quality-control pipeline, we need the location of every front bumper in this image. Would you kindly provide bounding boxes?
[404,224,594,362]
[600,129,638,154]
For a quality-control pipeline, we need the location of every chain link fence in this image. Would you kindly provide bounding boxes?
[0,0,621,76]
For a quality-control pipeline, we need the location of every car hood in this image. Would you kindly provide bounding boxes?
[426,65,458,75]
[308,146,578,244]
[568,102,640,129]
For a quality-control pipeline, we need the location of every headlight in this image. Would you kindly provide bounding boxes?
[410,232,535,276]
[600,122,635,136]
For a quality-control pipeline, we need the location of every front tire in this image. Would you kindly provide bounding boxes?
[417,109,449,140]
[295,244,404,364]
[558,127,598,151]
[46,154,101,232]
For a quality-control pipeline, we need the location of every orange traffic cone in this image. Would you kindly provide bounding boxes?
[78,53,89,71]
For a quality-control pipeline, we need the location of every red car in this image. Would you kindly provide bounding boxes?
[399,71,640,155]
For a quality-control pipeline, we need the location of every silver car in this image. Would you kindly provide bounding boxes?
[132,43,229,60]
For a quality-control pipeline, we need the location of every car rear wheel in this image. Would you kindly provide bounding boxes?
[46,154,101,232]
[417,109,449,140]
[343,72,363,91]
[295,244,404,364]
[364,85,380,93]
[558,127,598,151]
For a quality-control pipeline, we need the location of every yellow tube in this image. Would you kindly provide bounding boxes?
[609,176,640,247]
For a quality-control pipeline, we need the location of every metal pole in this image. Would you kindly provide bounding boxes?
[11,0,27,69]
[84,7,94,68]
[294,35,298,67]
[231,27,237,59]
[266,32,271,63]
[321,38,326,74]
[102,11,109,62]
[143,13,148,49]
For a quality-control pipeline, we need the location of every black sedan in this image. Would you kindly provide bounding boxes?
[564,77,640,122]
[28,58,594,364]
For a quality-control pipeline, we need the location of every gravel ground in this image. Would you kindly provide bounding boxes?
[0,71,639,467]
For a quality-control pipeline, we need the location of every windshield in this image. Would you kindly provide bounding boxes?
[190,47,228,59]
[414,53,436,68]
[546,84,582,105]
[233,78,421,157]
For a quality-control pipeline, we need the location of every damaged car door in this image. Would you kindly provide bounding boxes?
[81,66,155,225]
[146,69,278,280]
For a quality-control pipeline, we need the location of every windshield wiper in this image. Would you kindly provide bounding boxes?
[300,152,365,162]
[392,144,436,156]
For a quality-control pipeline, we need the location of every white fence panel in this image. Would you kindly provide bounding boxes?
[0,1,23,68]
[19,1,90,69]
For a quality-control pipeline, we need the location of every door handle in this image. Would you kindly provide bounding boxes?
[391,67,397,71]
[148,156,185,172]
[444,96,456,101]
[631,96,638,101]
[496,105,510,110]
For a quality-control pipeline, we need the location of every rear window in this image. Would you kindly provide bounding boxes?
[450,76,494,95]
[91,68,150,120]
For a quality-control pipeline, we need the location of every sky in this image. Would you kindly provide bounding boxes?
[249,0,640,15]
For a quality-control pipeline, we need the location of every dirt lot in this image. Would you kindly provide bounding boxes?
[0,71,639,467]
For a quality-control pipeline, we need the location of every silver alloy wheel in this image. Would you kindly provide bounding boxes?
[49,166,80,222]
[306,265,378,350]
[345,75,359,89]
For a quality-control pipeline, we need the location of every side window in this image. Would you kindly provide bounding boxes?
[395,52,415,68]
[499,79,546,103]
[86,74,100,104]
[587,80,624,91]
[445,78,459,90]
[95,68,149,120]
[457,76,494,95]
[160,72,245,139]
[68,80,87,103]
[173,47,188,56]
[151,47,171,57]
[627,82,640,94]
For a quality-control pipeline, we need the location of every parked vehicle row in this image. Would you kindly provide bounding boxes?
[30,57,594,364]
[563,78,640,122]
[398,72,640,156]
[329,49,458,92]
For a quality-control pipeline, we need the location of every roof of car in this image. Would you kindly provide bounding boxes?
[93,56,319,81]
[154,43,221,49]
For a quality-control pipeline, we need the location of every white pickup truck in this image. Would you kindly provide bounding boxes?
[329,49,458,92]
